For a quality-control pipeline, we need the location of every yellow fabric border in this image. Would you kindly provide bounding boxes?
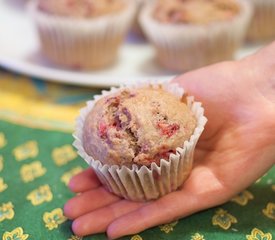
[0,73,90,132]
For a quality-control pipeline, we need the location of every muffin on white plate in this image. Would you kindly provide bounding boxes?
[139,0,252,72]
[28,0,136,70]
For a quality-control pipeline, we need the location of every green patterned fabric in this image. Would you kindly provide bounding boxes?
[0,116,274,240]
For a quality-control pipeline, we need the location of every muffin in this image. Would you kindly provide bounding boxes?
[28,0,136,70]
[246,0,275,42]
[83,87,197,167]
[139,0,252,72]
[73,81,207,201]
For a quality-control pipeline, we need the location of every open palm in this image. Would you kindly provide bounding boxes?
[64,43,275,239]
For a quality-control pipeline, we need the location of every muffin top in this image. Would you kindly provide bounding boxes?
[83,86,197,167]
[153,0,240,24]
[37,0,125,18]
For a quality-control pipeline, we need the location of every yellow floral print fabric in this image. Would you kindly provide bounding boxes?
[246,228,272,240]
[212,209,238,230]
[191,233,205,240]
[43,208,67,230]
[0,177,8,193]
[68,235,83,240]
[20,161,47,183]
[61,166,84,186]
[13,141,38,162]
[159,221,178,233]
[2,227,29,240]
[0,72,274,240]
[0,132,7,149]
[0,202,14,222]
[263,202,275,220]
[130,235,143,240]
[26,185,53,206]
[52,145,77,166]
[0,155,4,172]
[231,190,254,206]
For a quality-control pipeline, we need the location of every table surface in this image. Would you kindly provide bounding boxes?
[0,69,274,240]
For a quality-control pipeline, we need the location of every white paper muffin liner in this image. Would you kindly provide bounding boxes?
[73,79,207,201]
[28,0,136,70]
[139,0,252,72]
[246,0,275,42]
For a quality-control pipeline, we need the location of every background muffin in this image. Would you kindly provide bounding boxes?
[139,0,252,72]
[28,0,136,70]
[74,81,207,201]
[246,0,275,42]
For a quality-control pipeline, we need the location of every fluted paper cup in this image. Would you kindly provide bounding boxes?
[28,0,136,70]
[73,79,207,201]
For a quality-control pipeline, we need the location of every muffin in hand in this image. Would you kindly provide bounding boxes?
[28,0,136,70]
[74,81,207,201]
[139,0,252,72]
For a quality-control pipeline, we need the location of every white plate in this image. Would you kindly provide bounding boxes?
[0,0,264,87]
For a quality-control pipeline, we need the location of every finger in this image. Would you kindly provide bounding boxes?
[107,166,228,239]
[72,200,146,236]
[107,190,196,239]
[64,187,120,219]
[171,61,228,91]
[171,67,207,94]
[68,168,101,193]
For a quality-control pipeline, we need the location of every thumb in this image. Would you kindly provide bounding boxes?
[170,67,208,101]
[171,61,235,101]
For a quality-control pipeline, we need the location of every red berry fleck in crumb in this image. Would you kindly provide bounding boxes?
[155,149,176,160]
[113,116,122,130]
[98,122,108,138]
[159,151,171,159]
[106,96,120,106]
[157,122,180,137]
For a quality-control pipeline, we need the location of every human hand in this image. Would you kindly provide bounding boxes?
[64,42,275,239]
